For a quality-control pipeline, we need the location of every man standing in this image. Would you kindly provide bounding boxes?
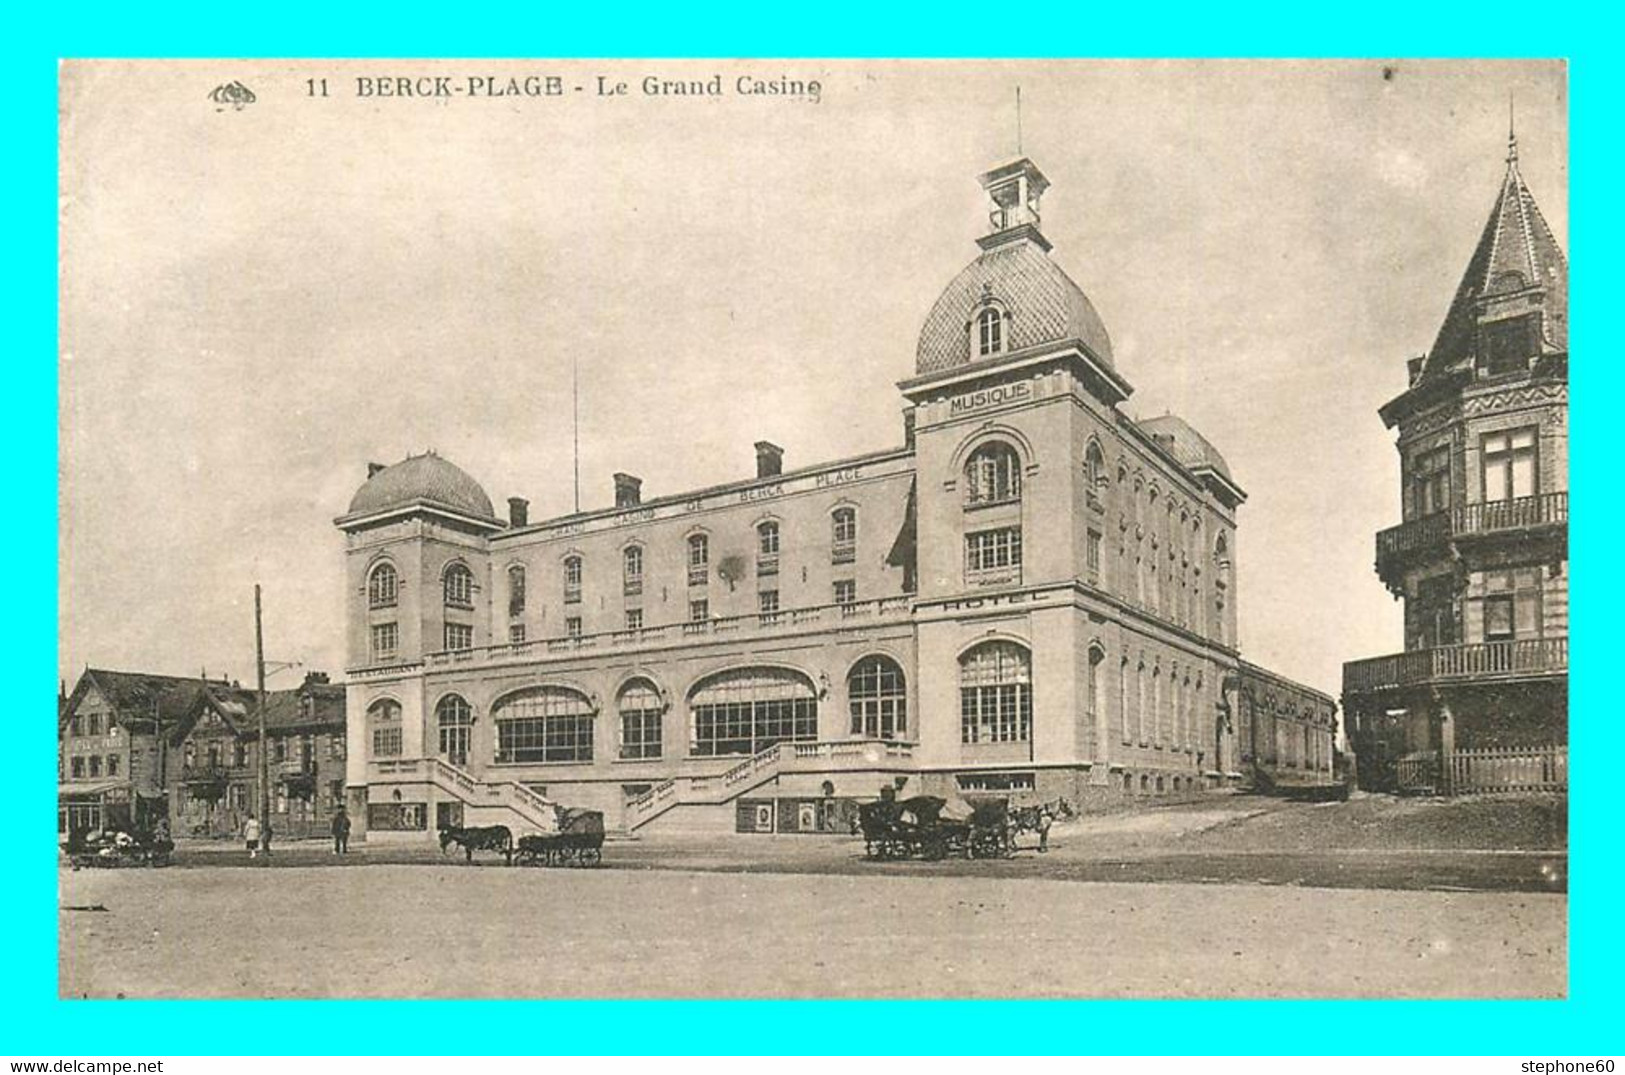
[331,805,351,855]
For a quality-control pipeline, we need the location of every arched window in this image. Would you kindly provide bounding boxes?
[965,442,1022,506]
[687,533,710,586]
[1084,441,1106,493]
[623,545,644,596]
[563,555,583,603]
[959,641,1032,744]
[1214,533,1231,642]
[367,699,402,758]
[507,565,526,618]
[1119,655,1132,745]
[848,656,907,740]
[1087,644,1105,726]
[493,687,594,764]
[757,521,781,577]
[436,695,473,768]
[618,679,663,760]
[368,562,398,609]
[977,307,1004,357]
[832,507,857,563]
[444,562,474,609]
[689,668,817,757]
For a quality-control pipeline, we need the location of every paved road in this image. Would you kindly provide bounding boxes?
[59,863,1566,999]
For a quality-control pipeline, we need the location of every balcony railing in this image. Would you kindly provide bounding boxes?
[1376,491,1568,562]
[1343,636,1567,694]
[425,595,914,668]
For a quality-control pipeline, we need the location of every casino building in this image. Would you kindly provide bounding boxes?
[337,157,1337,841]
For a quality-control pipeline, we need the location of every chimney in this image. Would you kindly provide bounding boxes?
[302,671,330,687]
[367,461,386,479]
[755,441,784,479]
[613,473,643,508]
[508,497,530,527]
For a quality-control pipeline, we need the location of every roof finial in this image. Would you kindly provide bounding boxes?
[1507,89,1519,167]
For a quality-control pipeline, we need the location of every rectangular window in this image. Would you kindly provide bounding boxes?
[625,608,643,631]
[689,599,709,623]
[565,617,582,639]
[623,547,644,596]
[960,683,1033,744]
[1484,595,1515,641]
[233,742,247,768]
[620,711,663,760]
[508,623,527,644]
[372,726,403,757]
[1481,313,1541,377]
[966,527,1023,576]
[444,622,473,651]
[564,558,583,604]
[1481,428,1538,503]
[371,622,398,662]
[70,755,84,778]
[496,715,595,764]
[70,716,82,737]
[329,734,345,760]
[87,714,101,736]
[88,755,101,778]
[833,579,856,605]
[688,536,709,586]
[1412,447,1451,516]
[1086,528,1102,583]
[273,739,286,763]
[106,754,119,777]
[759,590,780,624]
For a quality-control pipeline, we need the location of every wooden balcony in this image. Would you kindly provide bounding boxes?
[1343,636,1567,697]
[1375,492,1567,590]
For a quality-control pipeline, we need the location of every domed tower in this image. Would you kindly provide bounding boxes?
[899,157,1138,772]
[334,452,503,792]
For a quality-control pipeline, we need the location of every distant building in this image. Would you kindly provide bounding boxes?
[58,668,222,834]
[336,156,1339,842]
[58,668,348,837]
[169,672,348,838]
[1342,130,1568,793]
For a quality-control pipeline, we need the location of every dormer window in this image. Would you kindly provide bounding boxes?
[977,307,1004,357]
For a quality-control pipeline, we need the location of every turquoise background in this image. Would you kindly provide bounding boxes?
[13,2,1617,1055]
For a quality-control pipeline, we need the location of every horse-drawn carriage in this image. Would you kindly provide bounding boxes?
[857,794,1073,861]
[439,806,606,868]
[513,808,605,868]
[61,828,174,869]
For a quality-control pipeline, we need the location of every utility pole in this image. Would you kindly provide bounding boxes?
[255,584,269,836]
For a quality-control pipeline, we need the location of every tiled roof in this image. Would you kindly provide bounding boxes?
[64,669,225,730]
[346,451,497,520]
[915,238,1114,374]
[189,681,346,738]
[1138,414,1234,482]
[1424,155,1568,380]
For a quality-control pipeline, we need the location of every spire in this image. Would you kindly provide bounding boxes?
[1419,125,1567,382]
[1507,90,1519,167]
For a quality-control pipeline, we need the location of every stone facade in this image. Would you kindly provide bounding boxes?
[337,157,1339,840]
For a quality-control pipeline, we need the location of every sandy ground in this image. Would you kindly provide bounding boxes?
[59,862,1565,999]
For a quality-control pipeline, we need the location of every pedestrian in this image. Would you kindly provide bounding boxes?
[260,820,274,858]
[331,805,351,855]
[242,814,260,860]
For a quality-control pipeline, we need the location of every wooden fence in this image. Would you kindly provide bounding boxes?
[1395,745,1567,795]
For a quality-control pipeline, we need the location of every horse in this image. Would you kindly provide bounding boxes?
[1009,797,1075,852]
[439,824,513,865]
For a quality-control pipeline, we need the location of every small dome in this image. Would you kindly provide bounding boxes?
[916,240,1114,374]
[347,452,496,520]
[1138,415,1233,482]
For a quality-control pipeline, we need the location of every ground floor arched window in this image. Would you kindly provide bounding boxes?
[436,695,473,768]
[848,656,907,739]
[618,679,664,760]
[494,687,594,763]
[690,668,818,757]
[959,641,1032,744]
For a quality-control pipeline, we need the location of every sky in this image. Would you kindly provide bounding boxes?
[58,59,1567,697]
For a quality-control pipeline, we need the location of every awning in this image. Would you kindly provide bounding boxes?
[58,780,131,801]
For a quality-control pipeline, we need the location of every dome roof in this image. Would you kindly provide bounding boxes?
[916,239,1114,375]
[1138,415,1233,482]
[347,452,496,520]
